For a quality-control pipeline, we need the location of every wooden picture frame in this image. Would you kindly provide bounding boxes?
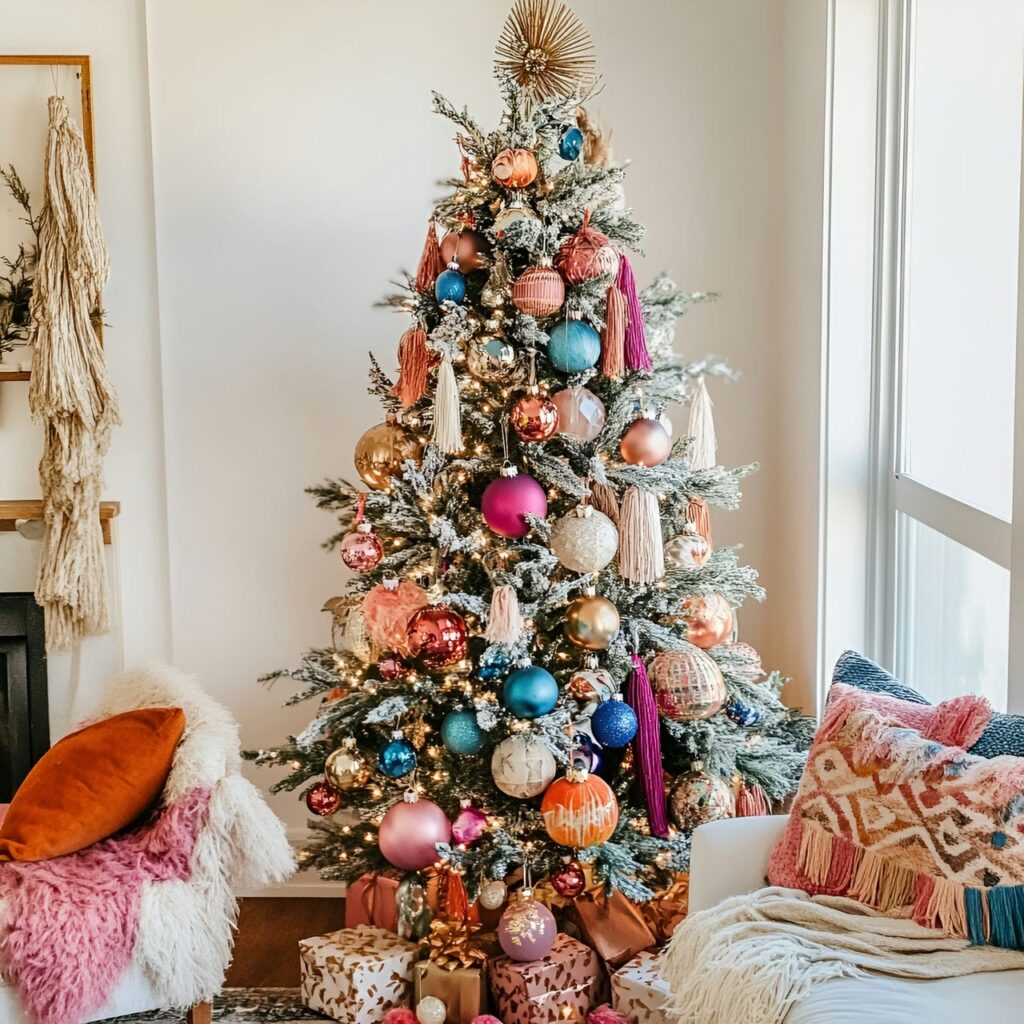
[0,55,95,382]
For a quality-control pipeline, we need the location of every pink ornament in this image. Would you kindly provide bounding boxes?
[378,655,406,681]
[472,1017,503,1024]
[497,890,557,961]
[340,524,384,573]
[452,802,488,845]
[552,387,606,442]
[362,579,428,657]
[586,1006,632,1024]
[384,1010,420,1024]
[305,781,342,816]
[481,463,548,538]
[378,792,452,870]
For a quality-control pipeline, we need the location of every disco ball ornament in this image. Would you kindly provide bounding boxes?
[551,857,587,899]
[466,335,518,382]
[435,262,467,304]
[324,740,370,790]
[541,767,619,848]
[649,645,727,721]
[511,388,559,442]
[451,801,488,845]
[555,211,619,284]
[340,523,384,573]
[664,522,713,570]
[491,734,557,798]
[406,605,468,668]
[551,387,606,441]
[590,696,638,748]
[503,665,559,719]
[512,264,565,317]
[568,666,616,704]
[477,648,512,682]
[558,126,585,161]
[481,462,548,538]
[497,889,557,961]
[620,416,672,467]
[442,709,485,755]
[305,781,342,816]
[491,147,539,188]
[493,198,541,236]
[378,791,452,870]
[726,698,763,727]
[547,318,601,373]
[668,767,735,831]
[479,878,508,910]
[440,229,490,272]
[681,593,734,649]
[416,997,447,1024]
[550,506,618,573]
[378,732,417,778]
[355,418,423,491]
[565,592,620,651]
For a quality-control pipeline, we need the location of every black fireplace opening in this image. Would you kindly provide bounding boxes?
[0,594,48,802]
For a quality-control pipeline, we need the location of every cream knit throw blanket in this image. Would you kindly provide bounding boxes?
[661,886,1024,1024]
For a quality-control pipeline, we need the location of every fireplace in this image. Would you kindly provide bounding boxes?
[0,594,48,801]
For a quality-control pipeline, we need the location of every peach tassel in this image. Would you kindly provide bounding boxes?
[391,327,431,409]
[600,285,625,378]
[415,220,445,295]
[486,584,523,644]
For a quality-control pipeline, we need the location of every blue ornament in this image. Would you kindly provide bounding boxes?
[725,699,762,728]
[503,665,559,719]
[547,320,601,373]
[591,698,638,748]
[378,735,417,777]
[435,265,466,304]
[442,710,485,755]
[477,649,512,682]
[559,126,585,161]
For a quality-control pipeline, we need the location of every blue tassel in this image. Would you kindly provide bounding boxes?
[965,888,987,946]
[988,884,1024,950]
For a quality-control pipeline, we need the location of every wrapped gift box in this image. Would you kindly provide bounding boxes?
[414,960,488,1024]
[299,925,417,1023]
[611,950,670,1024]
[638,874,689,945]
[345,871,402,932]
[490,933,604,1024]
[572,890,656,968]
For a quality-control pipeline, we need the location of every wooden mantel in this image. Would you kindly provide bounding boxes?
[0,500,120,544]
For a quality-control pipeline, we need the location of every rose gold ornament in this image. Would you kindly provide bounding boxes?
[649,645,726,721]
[555,209,619,284]
[620,416,672,467]
[440,229,491,272]
[664,521,712,570]
[512,264,565,317]
[681,592,734,649]
[551,387,606,442]
[491,147,539,188]
[354,416,423,491]
[340,523,384,573]
[565,590,620,651]
[406,605,469,669]
[511,387,559,442]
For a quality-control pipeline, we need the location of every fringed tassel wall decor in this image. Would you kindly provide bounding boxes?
[626,654,669,837]
[600,284,625,377]
[687,376,717,470]
[617,254,652,371]
[431,352,464,453]
[619,485,665,583]
[391,326,431,408]
[486,584,523,644]
[415,220,445,295]
[28,95,119,650]
[686,496,713,546]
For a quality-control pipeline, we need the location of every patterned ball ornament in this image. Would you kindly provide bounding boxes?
[416,997,447,1024]
[355,418,423,491]
[306,781,342,816]
[466,336,518,382]
[559,126,585,161]
[590,696,638,748]
[565,591,620,651]
[550,857,587,899]
[503,665,559,719]
[668,767,735,831]
[478,878,508,910]
[325,739,370,790]
[555,211,619,284]
[481,462,548,538]
[497,889,557,961]
[726,698,763,727]
[491,147,539,188]
[551,387,606,442]
[435,261,467,304]
[649,645,727,721]
[512,264,565,317]
[664,522,712,570]
[511,387,559,442]
[442,709,485,755]
[476,648,512,682]
[340,523,383,573]
[378,731,417,778]
[567,665,616,704]
[681,593,734,649]
[541,766,619,848]
[406,605,468,668]
[491,734,557,798]
[440,229,491,272]
[547,318,601,373]
[550,505,618,573]
[378,790,452,871]
[620,416,672,467]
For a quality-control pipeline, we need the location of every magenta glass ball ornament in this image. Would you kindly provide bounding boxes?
[451,802,488,845]
[551,387,606,442]
[497,891,558,961]
[378,793,452,870]
[481,464,548,538]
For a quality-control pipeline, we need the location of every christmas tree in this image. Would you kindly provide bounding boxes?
[249,0,812,910]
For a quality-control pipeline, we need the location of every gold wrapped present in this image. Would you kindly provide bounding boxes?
[299,924,417,1023]
[414,959,489,1024]
[571,890,656,969]
[639,874,689,944]
[611,950,670,1024]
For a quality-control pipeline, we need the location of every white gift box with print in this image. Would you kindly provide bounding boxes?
[611,950,670,1024]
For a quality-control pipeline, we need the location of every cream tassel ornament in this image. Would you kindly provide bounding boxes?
[688,376,717,470]
[618,485,664,584]
[589,479,620,526]
[28,96,120,649]
[431,352,463,453]
[486,584,523,644]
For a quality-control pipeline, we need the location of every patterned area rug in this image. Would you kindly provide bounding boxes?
[110,989,328,1022]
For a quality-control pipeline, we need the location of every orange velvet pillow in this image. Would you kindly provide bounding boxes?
[0,707,185,862]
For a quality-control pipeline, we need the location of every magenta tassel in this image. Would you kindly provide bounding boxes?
[617,255,652,372]
[626,654,668,837]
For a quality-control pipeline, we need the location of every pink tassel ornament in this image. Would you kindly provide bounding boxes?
[736,784,769,817]
[486,584,524,644]
[617,255,652,371]
[626,654,669,837]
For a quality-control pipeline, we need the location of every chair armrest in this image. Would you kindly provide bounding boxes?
[688,814,789,913]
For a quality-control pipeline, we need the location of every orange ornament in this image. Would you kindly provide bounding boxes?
[440,230,491,272]
[541,768,619,848]
[491,148,539,189]
[681,592,734,649]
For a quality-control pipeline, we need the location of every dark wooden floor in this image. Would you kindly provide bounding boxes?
[226,898,345,987]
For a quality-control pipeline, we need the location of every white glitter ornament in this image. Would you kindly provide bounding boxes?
[479,877,508,910]
[416,997,447,1024]
[549,505,619,574]
[491,734,557,799]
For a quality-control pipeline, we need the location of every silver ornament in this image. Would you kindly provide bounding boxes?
[416,996,447,1024]
[550,506,619,573]
[664,522,712,570]
[479,877,508,910]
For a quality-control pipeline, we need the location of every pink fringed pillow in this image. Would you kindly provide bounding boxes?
[768,696,1024,950]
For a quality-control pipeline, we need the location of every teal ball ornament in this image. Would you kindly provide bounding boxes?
[559,126,585,161]
[548,319,601,373]
[442,710,485,755]
[435,263,466,304]
[591,697,638,748]
[503,666,559,719]
[378,733,417,778]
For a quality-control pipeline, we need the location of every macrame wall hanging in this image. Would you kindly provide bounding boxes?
[28,95,119,649]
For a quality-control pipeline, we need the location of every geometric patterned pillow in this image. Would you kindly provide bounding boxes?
[767,697,1024,949]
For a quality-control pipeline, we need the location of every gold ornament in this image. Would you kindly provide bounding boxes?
[354,416,423,491]
[324,739,370,790]
[423,917,488,972]
[565,590,620,650]
[466,335,519,383]
[668,767,735,831]
[494,0,597,101]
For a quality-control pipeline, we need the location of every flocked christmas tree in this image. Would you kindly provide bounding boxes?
[249,0,812,920]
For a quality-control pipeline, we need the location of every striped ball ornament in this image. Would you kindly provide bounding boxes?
[649,644,727,721]
[512,265,565,317]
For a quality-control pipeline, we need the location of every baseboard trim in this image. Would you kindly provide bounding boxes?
[236,827,347,898]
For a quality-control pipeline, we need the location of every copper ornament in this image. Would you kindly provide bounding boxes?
[354,418,423,491]
[681,592,734,649]
[491,147,539,189]
[512,264,565,317]
[406,605,469,669]
[339,524,384,573]
[511,388,559,442]
[620,416,672,467]
[440,229,491,272]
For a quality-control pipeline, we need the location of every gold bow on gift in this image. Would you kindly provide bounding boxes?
[639,873,689,943]
[422,918,488,972]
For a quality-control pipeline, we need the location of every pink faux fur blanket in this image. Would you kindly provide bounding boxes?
[0,787,210,1024]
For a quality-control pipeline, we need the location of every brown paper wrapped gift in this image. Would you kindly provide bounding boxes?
[414,960,488,1024]
[489,933,604,1024]
[638,874,689,944]
[299,924,417,1023]
[345,871,402,932]
[571,889,656,968]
